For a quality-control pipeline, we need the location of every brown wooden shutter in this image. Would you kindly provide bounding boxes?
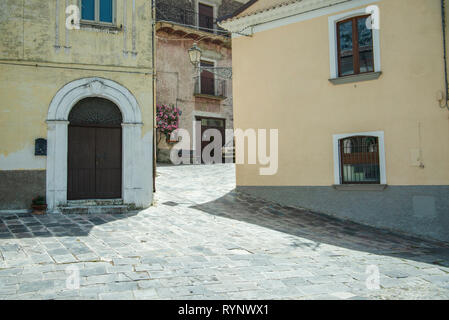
[200,60,215,95]
[199,3,214,30]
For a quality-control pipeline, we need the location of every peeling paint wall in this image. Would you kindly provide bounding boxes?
[0,0,154,208]
[155,0,248,159]
[156,36,233,151]
[0,0,152,67]
[0,0,153,167]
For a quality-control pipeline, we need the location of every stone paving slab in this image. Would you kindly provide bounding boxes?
[0,164,448,300]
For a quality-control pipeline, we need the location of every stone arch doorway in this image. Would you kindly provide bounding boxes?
[67,98,123,200]
[46,77,149,212]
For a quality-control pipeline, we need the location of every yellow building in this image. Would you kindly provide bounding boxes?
[0,0,154,212]
[220,0,449,242]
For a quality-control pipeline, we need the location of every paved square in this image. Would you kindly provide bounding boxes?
[1,164,448,299]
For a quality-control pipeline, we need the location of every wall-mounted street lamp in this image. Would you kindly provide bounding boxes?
[188,43,233,79]
[188,43,202,67]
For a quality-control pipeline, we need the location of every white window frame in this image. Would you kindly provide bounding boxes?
[79,0,117,25]
[332,131,387,185]
[328,8,381,79]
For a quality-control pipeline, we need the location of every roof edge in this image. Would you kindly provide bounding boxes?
[217,0,259,22]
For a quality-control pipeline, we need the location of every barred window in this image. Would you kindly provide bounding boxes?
[339,136,380,184]
[200,60,215,95]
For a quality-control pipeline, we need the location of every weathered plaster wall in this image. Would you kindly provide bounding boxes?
[155,0,250,162]
[0,64,153,168]
[0,0,154,209]
[156,33,234,156]
[0,170,46,210]
[0,0,152,69]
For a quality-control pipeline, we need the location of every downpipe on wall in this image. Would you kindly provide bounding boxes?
[152,0,157,193]
[441,0,449,110]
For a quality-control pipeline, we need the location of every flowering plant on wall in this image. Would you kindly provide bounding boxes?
[156,104,182,139]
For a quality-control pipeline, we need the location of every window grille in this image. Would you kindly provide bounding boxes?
[339,136,380,184]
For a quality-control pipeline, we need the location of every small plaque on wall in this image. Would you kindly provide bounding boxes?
[35,138,47,156]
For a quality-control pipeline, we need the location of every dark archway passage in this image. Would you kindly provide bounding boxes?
[67,98,123,200]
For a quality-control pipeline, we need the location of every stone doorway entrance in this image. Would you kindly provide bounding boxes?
[67,98,122,200]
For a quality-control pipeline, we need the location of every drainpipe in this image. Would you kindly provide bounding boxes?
[152,0,157,193]
[441,0,449,110]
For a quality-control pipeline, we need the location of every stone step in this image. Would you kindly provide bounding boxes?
[60,205,129,215]
[66,199,123,207]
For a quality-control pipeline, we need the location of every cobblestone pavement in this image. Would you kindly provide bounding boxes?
[1,163,448,300]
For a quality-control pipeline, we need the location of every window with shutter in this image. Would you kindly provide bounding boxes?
[198,3,214,32]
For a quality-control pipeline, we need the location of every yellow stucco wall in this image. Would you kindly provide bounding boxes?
[0,0,153,170]
[232,0,449,186]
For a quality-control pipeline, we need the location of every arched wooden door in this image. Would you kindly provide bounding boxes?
[67,98,123,200]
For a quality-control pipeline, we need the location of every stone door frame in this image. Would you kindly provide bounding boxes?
[46,77,144,212]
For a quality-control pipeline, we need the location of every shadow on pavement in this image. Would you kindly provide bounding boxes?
[191,189,449,267]
[0,211,140,240]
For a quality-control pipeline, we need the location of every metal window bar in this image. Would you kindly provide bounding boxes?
[156,2,230,36]
[339,136,380,184]
[194,77,226,98]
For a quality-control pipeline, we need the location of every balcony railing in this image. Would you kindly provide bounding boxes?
[156,2,229,36]
[194,77,227,99]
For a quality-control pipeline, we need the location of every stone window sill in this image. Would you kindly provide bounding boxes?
[194,93,226,101]
[329,71,382,85]
[80,21,122,33]
[332,184,388,191]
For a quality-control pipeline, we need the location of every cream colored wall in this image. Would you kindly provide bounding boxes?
[232,0,449,186]
[0,0,153,170]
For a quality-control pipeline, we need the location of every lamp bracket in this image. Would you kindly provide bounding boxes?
[195,65,233,79]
